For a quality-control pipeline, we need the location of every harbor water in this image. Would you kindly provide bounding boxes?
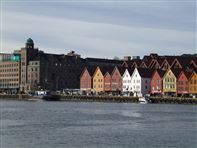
[0,100,197,148]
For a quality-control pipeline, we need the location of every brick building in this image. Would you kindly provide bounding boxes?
[0,54,20,93]
[0,38,122,93]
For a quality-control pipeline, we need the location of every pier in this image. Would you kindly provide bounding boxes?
[0,94,196,104]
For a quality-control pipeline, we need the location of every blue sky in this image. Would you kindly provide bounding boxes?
[1,0,196,58]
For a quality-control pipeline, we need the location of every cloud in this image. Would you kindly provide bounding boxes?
[1,10,196,58]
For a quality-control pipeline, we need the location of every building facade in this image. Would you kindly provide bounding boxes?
[163,69,177,96]
[189,71,197,96]
[80,66,97,92]
[104,72,111,92]
[0,60,20,93]
[111,66,125,92]
[150,70,165,95]
[177,71,190,96]
[92,67,104,93]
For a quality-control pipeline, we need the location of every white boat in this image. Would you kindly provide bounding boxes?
[138,97,148,104]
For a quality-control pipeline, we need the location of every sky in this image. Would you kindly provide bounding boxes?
[0,0,196,59]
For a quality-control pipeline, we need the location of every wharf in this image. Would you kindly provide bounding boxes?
[0,94,196,104]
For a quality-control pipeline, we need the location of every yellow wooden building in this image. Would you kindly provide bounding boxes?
[163,69,177,96]
[189,71,197,95]
[92,67,104,93]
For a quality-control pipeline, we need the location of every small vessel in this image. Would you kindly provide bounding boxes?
[27,90,61,101]
[138,97,148,104]
[138,95,151,104]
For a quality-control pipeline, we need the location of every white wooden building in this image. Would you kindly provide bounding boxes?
[122,68,134,93]
[130,68,154,96]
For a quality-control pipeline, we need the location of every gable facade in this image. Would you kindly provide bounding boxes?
[80,68,92,91]
[189,72,197,95]
[111,67,123,91]
[151,71,163,94]
[104,72,111,92]
[163,69,177,95]
[130,68,141,96]
[92,67,104,92]
[122,69,132,92]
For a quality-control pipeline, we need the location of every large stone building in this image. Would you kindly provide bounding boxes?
[0,53,21,93]
[0,38,122,93]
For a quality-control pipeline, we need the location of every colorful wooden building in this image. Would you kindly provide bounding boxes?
[189,70,197,96]
[163,69,181,96]
[131,68,154,96]
[104,72,111,92]
[92,66,114,93]
[177,71,191,96]
[92,67,104,93]
[122,68,134,93]
[80,66,97,92]
[150,69,166,95]
[111,66,125,92]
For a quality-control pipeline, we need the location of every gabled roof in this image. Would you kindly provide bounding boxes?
[99,65,115,76]
[171,68,182,78]
[173,57,193,69]
[188,68,197,80]
[152,69,166,78]
[80,65,98,78]
[140,61,148,68]
[122,60,134,68]
[137,68,155,78]
[164,56,179,65]
[131,59,142,68]
[115,66,126,76]
[86,65,98,76]
[127,68,135,76]
[178,70,193,80]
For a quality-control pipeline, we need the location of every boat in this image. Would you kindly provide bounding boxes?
[27,90,61,101]
[138,97,148,104]
[138,95,151,104]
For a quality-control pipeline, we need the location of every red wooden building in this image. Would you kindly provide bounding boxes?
[104,72,111,92]
[150,69,166,95]
[100,66,114,92]
[80,66,97,92]
[177,71,191,96]
[111,66,125,92]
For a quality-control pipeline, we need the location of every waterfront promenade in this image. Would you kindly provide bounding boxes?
[0,94,196,104]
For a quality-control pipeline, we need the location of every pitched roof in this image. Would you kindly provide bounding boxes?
[182,70,193,79]
[86,65,98,76]
[164,56,178,65]
[132,59,142,67]
[123,60,134,68]
[171,68,182,78]
[116,66,126,76]
[173,57,193,69]
[137,68,155,78]
[127,68,135,76]
[156,69,166,78]
[99,65,115,75]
